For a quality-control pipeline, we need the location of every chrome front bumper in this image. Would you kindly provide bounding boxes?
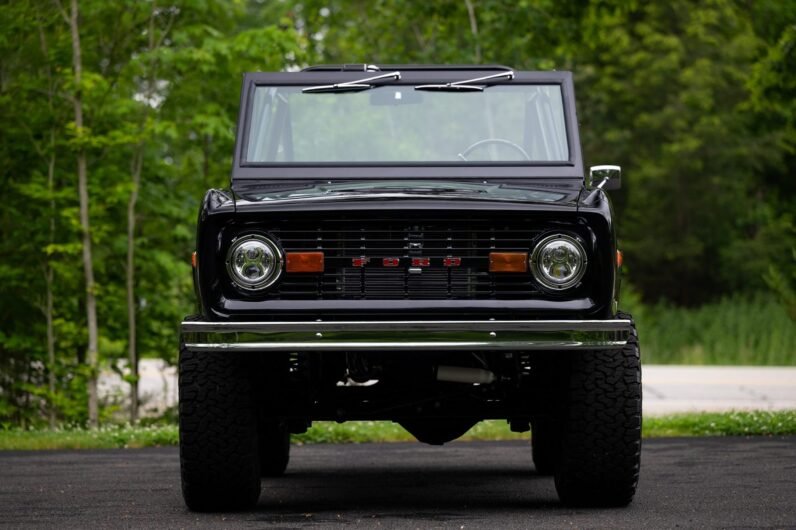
[180,319,633,352]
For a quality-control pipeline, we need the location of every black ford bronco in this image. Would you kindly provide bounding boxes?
[179,65,641,511]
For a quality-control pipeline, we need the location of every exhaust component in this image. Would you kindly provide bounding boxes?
[436,365,496,384]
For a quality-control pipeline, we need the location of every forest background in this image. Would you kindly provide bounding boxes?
[0,0,793,427]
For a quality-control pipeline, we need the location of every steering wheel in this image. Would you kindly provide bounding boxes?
[458,138,531,161]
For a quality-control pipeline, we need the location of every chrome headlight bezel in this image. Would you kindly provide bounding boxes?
[225,234,283,292]
[529,233,588,291]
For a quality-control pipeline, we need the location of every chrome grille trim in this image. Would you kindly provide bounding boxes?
[256,218,550,300]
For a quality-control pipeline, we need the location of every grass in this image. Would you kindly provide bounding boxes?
[1,410,794,450]
[293,419,529,444]
[622,293,795,365]
[0,423,179,450]
[642,410,796,437]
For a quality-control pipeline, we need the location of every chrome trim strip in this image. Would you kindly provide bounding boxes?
[183,340,628,352]
[181,319,632,333]
[181,319,632,353]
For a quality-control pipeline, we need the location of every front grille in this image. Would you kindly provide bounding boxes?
[260,217,546,300]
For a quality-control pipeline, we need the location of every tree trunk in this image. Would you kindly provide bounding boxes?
[125,1,164,423]
[38,24,58,429]
[202,134,210,190]
[66,0,100,427]
[45,270,56,427]
[46,147,57,428]
[127,147,142,422]
[464,0,482,63]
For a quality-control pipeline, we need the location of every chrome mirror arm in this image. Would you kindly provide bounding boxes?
[585,165,622,204]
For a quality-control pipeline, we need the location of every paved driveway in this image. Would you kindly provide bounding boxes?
[1,438,795,528]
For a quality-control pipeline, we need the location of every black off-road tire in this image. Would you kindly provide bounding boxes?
[179,347,261,511]
[554,317,642,507]
[259,420,290,477]
[531,418,560,476]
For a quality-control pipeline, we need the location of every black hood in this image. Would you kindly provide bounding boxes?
[231,179,584,213]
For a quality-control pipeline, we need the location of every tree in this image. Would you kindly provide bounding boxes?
[291,0,793,305]
[54,0,100,427]
[0,0,302,426]
[123,1,176,423]
[1,0,791,427]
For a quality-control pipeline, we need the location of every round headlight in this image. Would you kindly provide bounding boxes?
[225,234,283,291]
[530,234,587,290]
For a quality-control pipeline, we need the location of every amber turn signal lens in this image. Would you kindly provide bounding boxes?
[617,250,623,268]
[191,251,197,268]
[489,252,528,273]
[286,252,324,273]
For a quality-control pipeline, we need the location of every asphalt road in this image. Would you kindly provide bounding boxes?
[102,362,796,418]
[644,366,796,414]
[1,437,795,528]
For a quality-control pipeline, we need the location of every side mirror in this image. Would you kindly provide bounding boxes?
[588,165,622,191]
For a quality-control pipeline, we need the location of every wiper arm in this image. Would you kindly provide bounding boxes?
[414,70,514,92]
[302,71,401,94]
[328,185,485,195]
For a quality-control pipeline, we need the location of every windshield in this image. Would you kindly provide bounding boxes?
[245,84,569,164]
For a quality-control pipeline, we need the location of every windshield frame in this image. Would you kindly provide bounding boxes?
[232,69,583,181]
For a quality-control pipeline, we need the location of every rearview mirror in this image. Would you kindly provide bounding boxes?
[369,88,424,106]
[589,165,621,191]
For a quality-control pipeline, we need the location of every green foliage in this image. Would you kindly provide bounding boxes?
[568,1,791,305]
[764,248,796,322]
[0,0,794,427]
[0,0,301,426]
[291,0,795,306]
[622,291,795,365]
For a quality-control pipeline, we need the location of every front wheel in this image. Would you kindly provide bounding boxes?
[179,348,262,511]
[554,321,642,507]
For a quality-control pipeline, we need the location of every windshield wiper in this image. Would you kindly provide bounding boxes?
[302,71,401,94]
[414,70,514,92]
